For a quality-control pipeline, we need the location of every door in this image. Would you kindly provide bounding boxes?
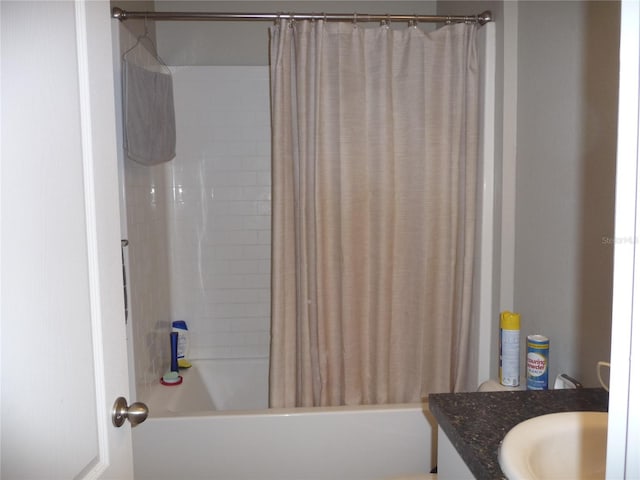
[1,1,135,478]
[607,1,640,477]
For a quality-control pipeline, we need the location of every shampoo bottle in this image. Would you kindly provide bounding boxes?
[499,311,521,387]
[172,320,192,368]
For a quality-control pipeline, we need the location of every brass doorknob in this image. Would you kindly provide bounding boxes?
[112,396,149,427]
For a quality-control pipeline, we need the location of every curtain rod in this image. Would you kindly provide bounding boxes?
[111,7,492,26]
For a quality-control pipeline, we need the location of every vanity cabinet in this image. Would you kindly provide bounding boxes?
[436,426,474,480]
[428,389,608,479]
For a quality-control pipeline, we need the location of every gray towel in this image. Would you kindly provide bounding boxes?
[123,60,176,165]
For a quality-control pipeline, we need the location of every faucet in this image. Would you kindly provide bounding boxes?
[555,373,583,389]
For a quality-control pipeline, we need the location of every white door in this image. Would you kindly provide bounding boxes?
[607,1,640,477]
[1,1,135,478]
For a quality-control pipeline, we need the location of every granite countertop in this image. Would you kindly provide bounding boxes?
[428,388,609,479]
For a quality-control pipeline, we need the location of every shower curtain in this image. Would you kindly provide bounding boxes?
[269,20,479,407]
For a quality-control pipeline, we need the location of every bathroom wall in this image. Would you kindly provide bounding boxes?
[439,1,618,387]
[514,1,618,387]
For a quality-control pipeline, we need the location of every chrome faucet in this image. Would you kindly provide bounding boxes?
[555,373,583,389]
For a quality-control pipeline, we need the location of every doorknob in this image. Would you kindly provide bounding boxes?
[112,396,149,427]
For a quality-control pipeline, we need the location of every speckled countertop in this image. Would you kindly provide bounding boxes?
[428,388,609,479]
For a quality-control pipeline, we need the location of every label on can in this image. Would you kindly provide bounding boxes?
[500,328,520,386]
[527,335,549,390]
[499,311,521,387]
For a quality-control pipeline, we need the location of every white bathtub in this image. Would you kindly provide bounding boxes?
[133,360,437,480]
[141,358,268,414]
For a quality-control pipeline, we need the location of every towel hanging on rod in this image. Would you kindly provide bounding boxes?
[122,22,176,166]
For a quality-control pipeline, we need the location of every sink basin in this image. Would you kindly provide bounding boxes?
[498,411,608,480]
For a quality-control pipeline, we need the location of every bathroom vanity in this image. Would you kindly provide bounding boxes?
[428,388,608,479]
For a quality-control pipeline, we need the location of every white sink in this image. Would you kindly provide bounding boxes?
[498,411,608,480]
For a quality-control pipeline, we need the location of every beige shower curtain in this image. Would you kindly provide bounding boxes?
[270,20,479,408]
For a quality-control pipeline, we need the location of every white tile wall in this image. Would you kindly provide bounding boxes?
[121,63,271,401]
[167,66,271,360]
[118,23,174,401]
[124,160,173,400]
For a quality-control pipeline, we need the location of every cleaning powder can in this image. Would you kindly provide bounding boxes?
[527,335,549,390]
[499,311,521,387]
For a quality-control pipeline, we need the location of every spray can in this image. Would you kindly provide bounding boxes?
[527,335,549,390]
[499,311,521,387]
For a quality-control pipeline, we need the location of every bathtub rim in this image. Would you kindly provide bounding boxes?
[146,359,436,418]
[148,400,434,419]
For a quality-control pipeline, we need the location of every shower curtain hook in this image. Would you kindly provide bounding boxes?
[409,15,418,28]
[352,12,358,27]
